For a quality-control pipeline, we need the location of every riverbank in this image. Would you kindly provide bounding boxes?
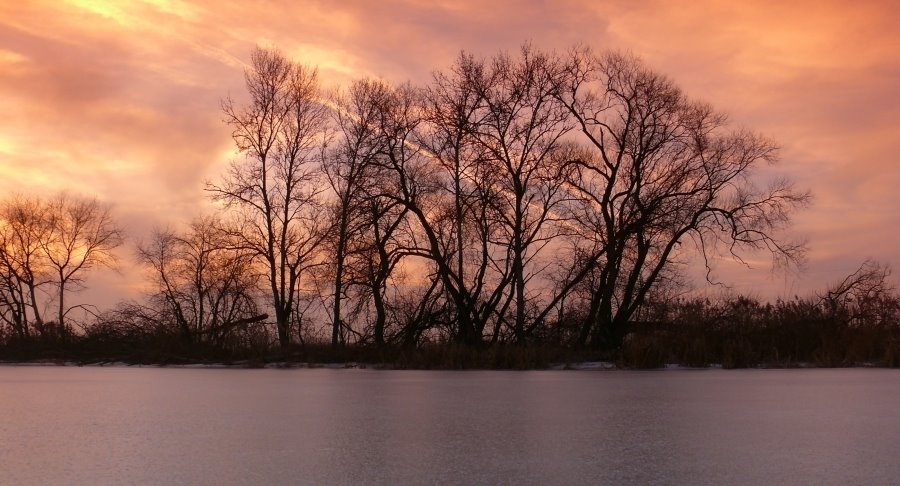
[3,331,898,370]
[0,357,891,371]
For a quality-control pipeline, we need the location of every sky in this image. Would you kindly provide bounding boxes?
[1,0,898,308]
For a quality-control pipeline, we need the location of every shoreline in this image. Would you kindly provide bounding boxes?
[0,359,889,370]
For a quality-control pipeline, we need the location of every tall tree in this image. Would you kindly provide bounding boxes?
[208,47,330,348]
[552,48,809,349]
[324,79,389,348]
[420,53,509,345]
[365,81,484,343]
[466,46,573,342]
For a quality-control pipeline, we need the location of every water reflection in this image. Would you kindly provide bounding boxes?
[1,368,899,484]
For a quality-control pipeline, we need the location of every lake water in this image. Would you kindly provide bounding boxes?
[1,367,899,485]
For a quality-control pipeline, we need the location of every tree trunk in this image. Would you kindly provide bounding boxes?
[57,275,65,329]
[373,282,386,347]
[28,282,43,330]
[275,306,290,350]
[578,291,601,347]
[514,256,526,343]
[332,219,347,349]
[512,188,526,344]
[456,299,479,346]
[331,261,343,349]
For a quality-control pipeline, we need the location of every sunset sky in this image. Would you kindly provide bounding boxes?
[1,0,898,306]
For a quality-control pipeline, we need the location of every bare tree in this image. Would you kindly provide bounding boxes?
[362,80,485,343]
[358,184,412,346]
[552,48,809,349]
[137,227,192,339]
[323,79,390,348]
[41,194,124,331]
[195,42,809,354]
[419,53,510,345]
[208,46,330,349]
[0,245,31,339]
[0,195,52,335]
[137,217,261,345]
[465,46,573,342]
[822,259,893,325]
[410,47,575,344]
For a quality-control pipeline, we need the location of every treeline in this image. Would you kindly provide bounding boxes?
[2,44,894,367]
[627,260,900,367]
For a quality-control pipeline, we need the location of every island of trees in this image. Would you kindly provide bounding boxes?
[1,45,897,368]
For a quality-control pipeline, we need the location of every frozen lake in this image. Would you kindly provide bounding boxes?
[2,367,899,484]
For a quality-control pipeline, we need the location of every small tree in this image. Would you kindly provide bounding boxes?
[822,259,893,325]
[137,217,260,345]
[0,196,50,338]
[41,194,124,332]
[0,195,52,334]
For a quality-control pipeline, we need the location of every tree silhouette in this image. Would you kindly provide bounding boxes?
[41,194,124,332]
[137,217,259,345]
[0,195,51,335]
[208,47,330,349]
[552,48,809,349]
